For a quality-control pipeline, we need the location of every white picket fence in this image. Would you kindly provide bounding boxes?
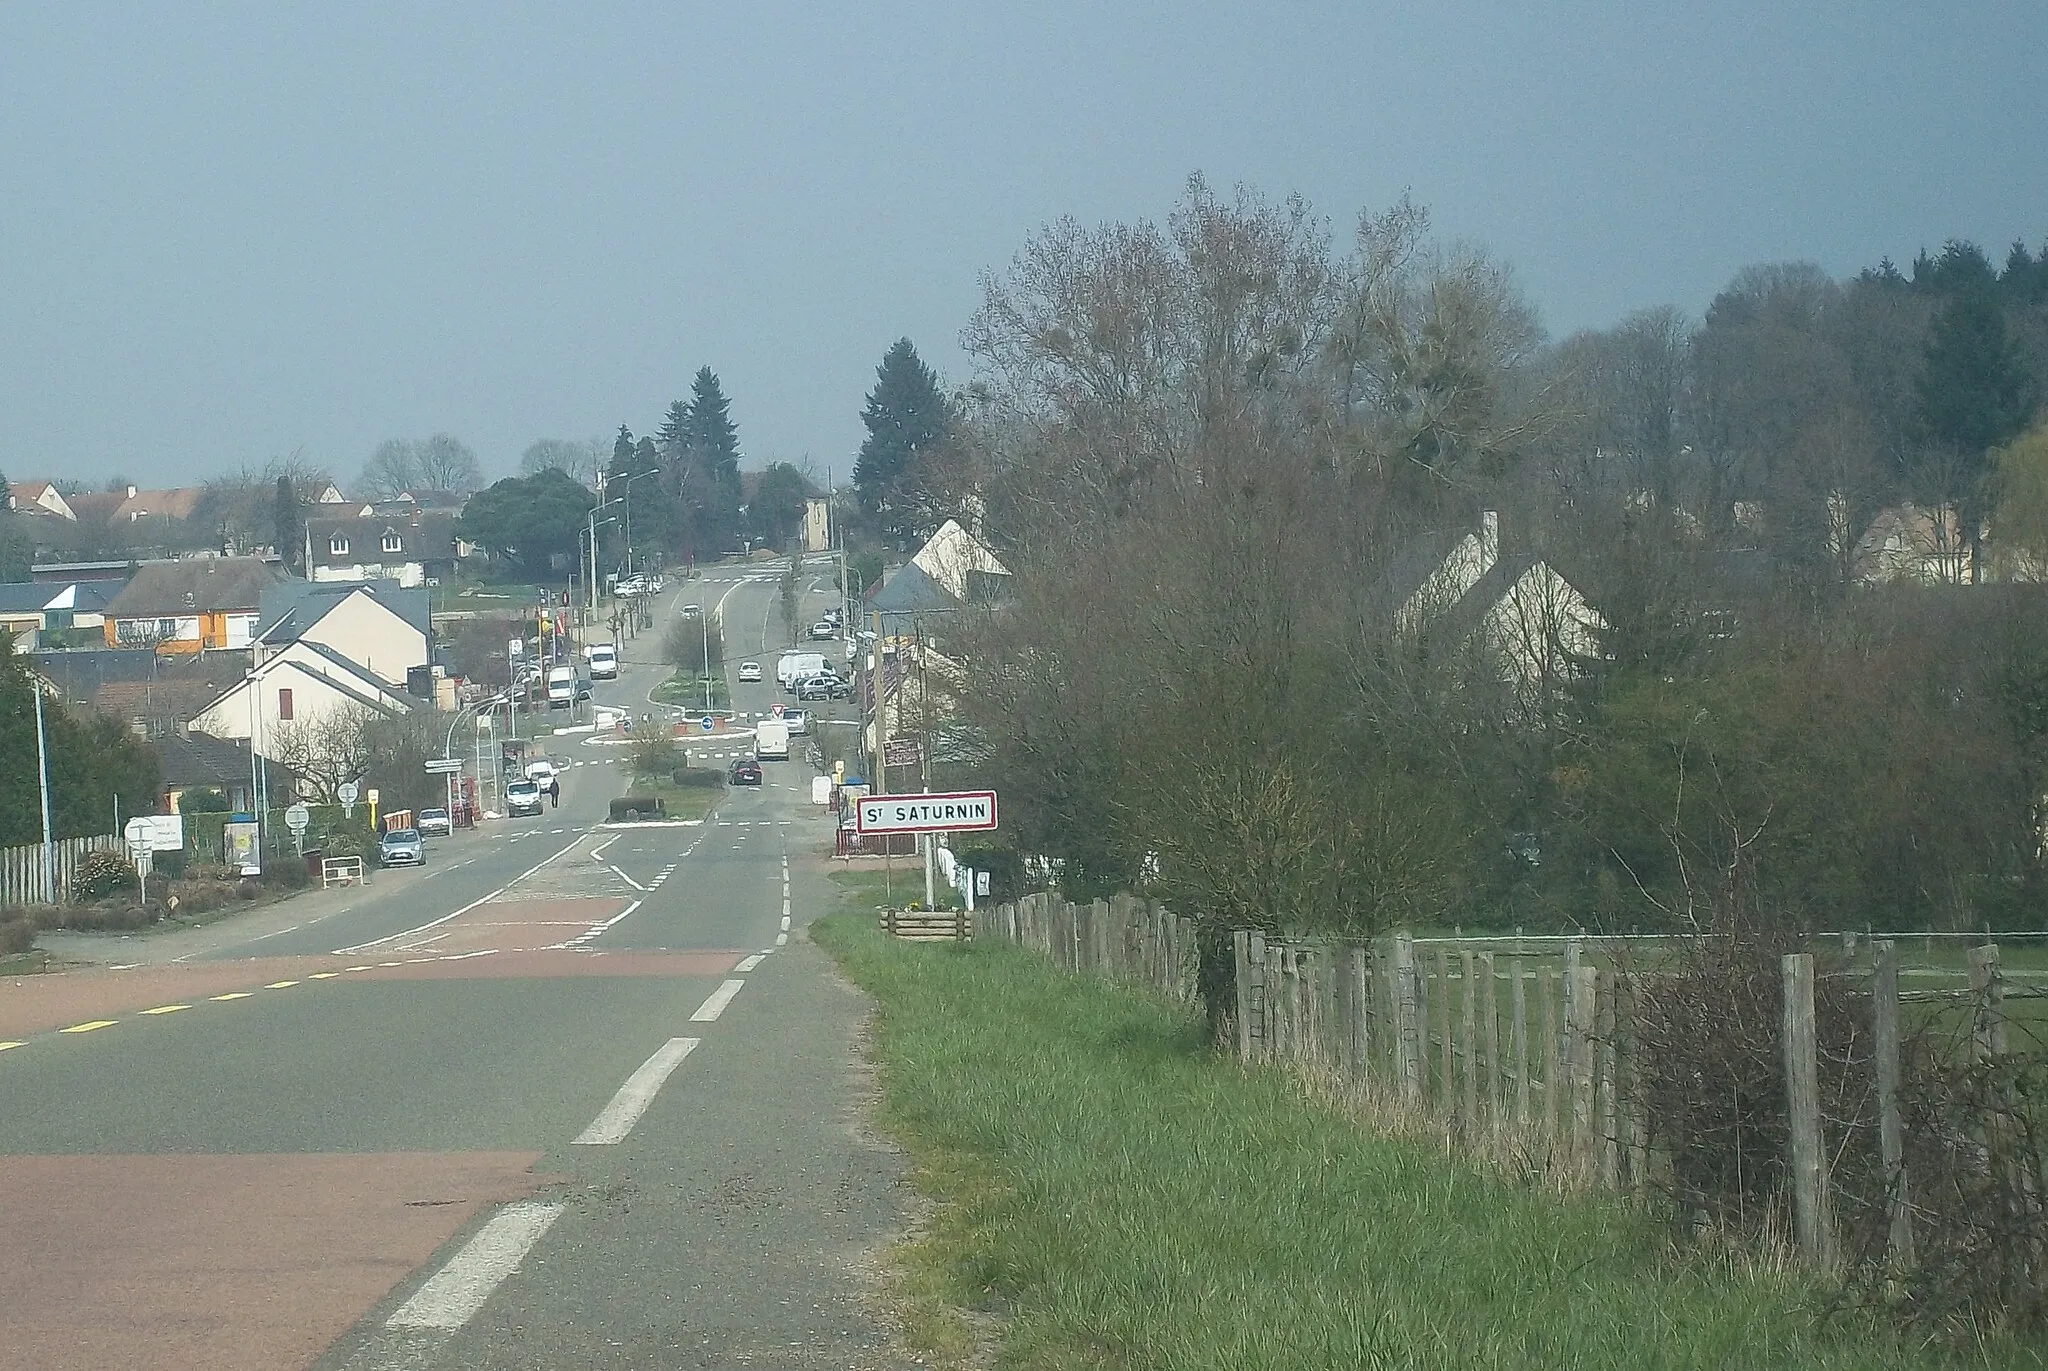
[0,833,122,908]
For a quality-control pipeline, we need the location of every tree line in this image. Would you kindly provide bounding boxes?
[915,175,2048,940]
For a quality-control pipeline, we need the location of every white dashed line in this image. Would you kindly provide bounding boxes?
[386,1202,564,1331]
[571,1037,700,1145]
[692,979,746,1019]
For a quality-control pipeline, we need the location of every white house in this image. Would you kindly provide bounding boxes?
[189,642,416,754]
[251,580,429,687]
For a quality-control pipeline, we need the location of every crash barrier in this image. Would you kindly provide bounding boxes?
[320,856,365,888]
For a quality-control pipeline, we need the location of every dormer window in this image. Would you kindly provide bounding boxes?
[330,534,350,556]
[381,529,403,554]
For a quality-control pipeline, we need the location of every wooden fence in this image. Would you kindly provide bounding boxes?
[0,833,123,908]
[977,898,2032,1273]
[971,891,1198,1004]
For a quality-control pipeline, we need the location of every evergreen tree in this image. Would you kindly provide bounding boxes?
[1916,282,2034,580]
[0,634,158,845]
[0,466,30,583]
[854,338,951,545]
[273,475,304,573]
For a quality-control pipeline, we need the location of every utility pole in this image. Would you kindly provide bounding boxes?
[33,685,54,903]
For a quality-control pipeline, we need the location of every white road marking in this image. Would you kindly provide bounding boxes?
[385,1201,564,1330]
[780,914,791,930]
[691,978,746,1019]
[334,833,589,954]
[733,953,766,973]
[775,931,789,945]
[609,865,647,891]
[571,1037,701,1145]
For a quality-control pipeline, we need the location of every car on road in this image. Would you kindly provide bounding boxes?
[737,660,762,682]
[416,807,452,837]
[781,707,810,736]
[808,621,837,640]
[822,606,843,627]
[506,780,544,817]
[588,643,618,680]
[379,827,424,866]
[728,756,763,786]
[796,673,850,701]
[679,603,702,617]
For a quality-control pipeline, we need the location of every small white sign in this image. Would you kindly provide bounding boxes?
[124,814,185,852]
[855,790,998,834]
[284,803,311,834]
[337,781,359,806]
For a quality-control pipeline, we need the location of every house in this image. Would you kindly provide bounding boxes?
[1851,504,1976,585]
[188,640,419,755]
[252,579,429,687]
[803,496,832,553]
[30,647,253,738]
[305,510,469,588]
[1393,510,1605,715]
[111,486,206,526]
[867,519,1011,633]
[101,556,278,652]
[154,732,293,814]
[6,481,77,521]
[0,581,116,650]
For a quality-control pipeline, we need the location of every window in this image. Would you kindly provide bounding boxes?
[277,688,293,721]
[381,529,403,554]
[330,533,349,556]
[156,618,178,638]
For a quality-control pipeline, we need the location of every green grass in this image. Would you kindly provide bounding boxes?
[652,669,730,710]
[814,886,2043,1370]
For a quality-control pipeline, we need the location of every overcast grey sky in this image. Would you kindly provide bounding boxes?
[4,3,2043,490]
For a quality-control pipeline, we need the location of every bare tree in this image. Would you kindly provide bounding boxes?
[519,438,604,486]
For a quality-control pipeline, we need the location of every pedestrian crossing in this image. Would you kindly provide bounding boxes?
[715,820,795,828]
[648,863,678,889]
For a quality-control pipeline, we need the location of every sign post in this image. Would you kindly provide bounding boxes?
[337,781,359,819]
[855,790,999,913]
[283,803,310,856]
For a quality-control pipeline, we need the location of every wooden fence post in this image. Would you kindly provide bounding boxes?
[1510,946,1530,1126]
[1460,949,1479,1127]
[1246,931,1267,1060]
[1393,933,1422,1100]
[1596,968,1619,1190]
[1233,931,1255,1064]
[1435,947,1455,1104]
[1541,965,1561,1146]
[1349,943,1373,1085]
[1479,951,1501,1122]
[1782,952,1837,1270]
[1872,939,1913,1271]
[1969,944,2006,1061]
[1566,965,1598,1166]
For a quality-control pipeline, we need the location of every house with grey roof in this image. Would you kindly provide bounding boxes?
[252,579,429,687]
[100,556,278,653]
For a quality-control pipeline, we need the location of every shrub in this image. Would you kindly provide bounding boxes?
[178,788,231,813]
[0,916,32,955]
[607,796,668,822]
[670,767,725,790]
[630,733,683,779]
[72,849,137,902]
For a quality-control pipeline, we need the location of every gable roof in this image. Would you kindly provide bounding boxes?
[103,557,277,619]
[306,511,461,566]
[908,520,1010,601]
[155,731,294,793]
[253,578,430,647]
[869,561,957,618]
[113,487,204,523]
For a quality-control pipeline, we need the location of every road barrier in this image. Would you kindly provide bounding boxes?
[321,856,365,888]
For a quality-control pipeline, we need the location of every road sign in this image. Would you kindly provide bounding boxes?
[424,757,464,774]
[700,715,715,732]
[882,738,921,769]
[283,804,310,834]
[771,703,785,718]
[337,781,359,805]
[123,814,185,852]
[855,790,998,835]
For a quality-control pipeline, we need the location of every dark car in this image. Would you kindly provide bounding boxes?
[728,756,763,786]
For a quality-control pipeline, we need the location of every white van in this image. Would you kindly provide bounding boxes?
[588,643,618,680]
[546,664,576,708]
[776,652,828,692]
[754,718,790,760]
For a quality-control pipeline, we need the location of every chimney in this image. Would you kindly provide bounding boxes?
[1479,510,1499,575]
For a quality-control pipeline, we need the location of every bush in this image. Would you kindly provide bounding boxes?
[57,902,156,932]
[608,796,668,822]
[630,733,683,779]
[0,916,32,954]
[178,788,231,813]
[72,849,137,902]
[670,767,725,790]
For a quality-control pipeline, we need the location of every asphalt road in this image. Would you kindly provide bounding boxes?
[0,558,908,1371]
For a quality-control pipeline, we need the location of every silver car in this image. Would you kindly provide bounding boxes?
[379,828,424,866]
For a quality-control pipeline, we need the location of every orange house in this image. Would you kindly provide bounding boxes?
[101,558,279,654]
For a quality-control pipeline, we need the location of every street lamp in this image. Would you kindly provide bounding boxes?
[581,513,619,644]
[587,470,660,625]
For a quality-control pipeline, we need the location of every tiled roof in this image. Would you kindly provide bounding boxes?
[104,558,277,618]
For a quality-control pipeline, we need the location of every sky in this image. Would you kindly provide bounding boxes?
[3,2,2044,492]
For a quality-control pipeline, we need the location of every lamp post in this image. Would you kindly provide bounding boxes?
[580,514,619,647]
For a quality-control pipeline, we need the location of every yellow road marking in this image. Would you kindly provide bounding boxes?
[139,1004,189,1015]
[308,972,340,980]
[209,992,253,1001]
[0,1041,23,1051]
[60,1020,118,1034]
[265,980,299,989]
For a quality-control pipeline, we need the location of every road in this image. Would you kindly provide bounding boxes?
[0,558,907,1371]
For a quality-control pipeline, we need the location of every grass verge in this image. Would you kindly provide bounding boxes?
[812,890,2041,1370]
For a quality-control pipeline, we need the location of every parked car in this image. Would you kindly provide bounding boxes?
[588,643,618,680]
[808,621,837,640]
[728,756,763,786]
[506,780,544,817]
[378,827,425,866]
[822,606,843,627]
[797,673,850,701]
[781,707,810,736]
[737,660,762,682]
[416,807,452,837]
